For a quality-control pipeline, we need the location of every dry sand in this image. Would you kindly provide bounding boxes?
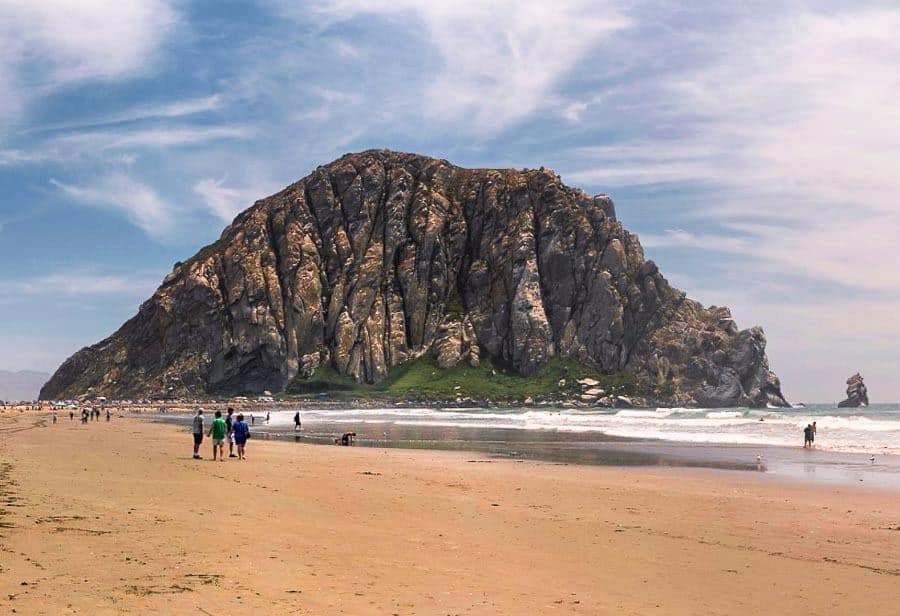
[1,409,899,615]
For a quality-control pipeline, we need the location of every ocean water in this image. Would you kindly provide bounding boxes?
[154,404,900,487]
[260,403,900,456]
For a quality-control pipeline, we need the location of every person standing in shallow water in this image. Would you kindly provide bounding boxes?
[294,411,301,431]
[233,413,250,460]
[803,424,813,448]
[208,410,227,461]
[811,421,817,447]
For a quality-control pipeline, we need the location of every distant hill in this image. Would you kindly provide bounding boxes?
[0,370,50,402]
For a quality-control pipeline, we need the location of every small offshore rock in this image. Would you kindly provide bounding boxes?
[838,373,869,408]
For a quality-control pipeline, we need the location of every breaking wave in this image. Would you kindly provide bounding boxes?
[272,403,900,455]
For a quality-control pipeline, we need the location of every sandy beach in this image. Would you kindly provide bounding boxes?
[1,409,899,615]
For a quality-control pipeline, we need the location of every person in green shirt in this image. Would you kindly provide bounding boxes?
[208,410,227,461]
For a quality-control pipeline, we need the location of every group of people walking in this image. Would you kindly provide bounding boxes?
[57,407,111,424]
[191,408,250,461]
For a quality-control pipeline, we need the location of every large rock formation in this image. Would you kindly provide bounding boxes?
[41,150,789,407]
[838,373,869,408]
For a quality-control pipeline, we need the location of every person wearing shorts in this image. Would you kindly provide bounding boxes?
[208,410,227,461]
[192,409,204,459]
[225,407,237,458]
[233,413,250,460]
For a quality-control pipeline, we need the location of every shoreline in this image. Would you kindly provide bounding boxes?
[9,403,900,489]
[146,410,900,490]
[2,412,900,614]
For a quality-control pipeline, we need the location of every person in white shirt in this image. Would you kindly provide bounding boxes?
[192,409,204,459]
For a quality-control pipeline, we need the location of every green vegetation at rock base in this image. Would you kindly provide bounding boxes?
[285,356,637,402]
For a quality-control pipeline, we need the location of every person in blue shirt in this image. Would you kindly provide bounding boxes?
[233,413,250,460]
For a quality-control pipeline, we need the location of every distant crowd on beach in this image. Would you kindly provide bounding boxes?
[45,406,113,425]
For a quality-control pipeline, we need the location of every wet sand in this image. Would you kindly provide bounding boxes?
[1,409,899,615]
[156,413,900,489]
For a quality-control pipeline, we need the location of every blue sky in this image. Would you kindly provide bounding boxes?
[1,0,899,402]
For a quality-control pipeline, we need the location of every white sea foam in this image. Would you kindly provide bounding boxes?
[706,411,745,419]
[614,409,675,418]
[272,404,900,455]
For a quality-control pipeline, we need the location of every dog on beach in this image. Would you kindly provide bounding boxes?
[335,432,357,446]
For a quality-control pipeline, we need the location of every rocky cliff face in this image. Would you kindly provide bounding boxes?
[41,150,789,407]
[838,373,868,408]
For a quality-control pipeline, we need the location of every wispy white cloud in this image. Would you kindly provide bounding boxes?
[118,95,222,122]
[560,101,589,123]
[0,148,48,166]
[569,7,900,297]
[33,94,223,133]
[333,39,359,59]
[192,178,264,223]
[1,0,177,81]
[53,125,252,151]
[0,59,18,123]
[307,0,629,132]
[8,269,158,297]
[671,9,900,214]
[50,174,174,238]
[0,0,177,126]
[567,161,720,187]
[639,228,751,254]
[566,142,725,186]
[1,124,251,169]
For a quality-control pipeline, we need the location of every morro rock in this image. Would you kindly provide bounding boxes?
[41,150,789,407]
[838,373,869,408]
